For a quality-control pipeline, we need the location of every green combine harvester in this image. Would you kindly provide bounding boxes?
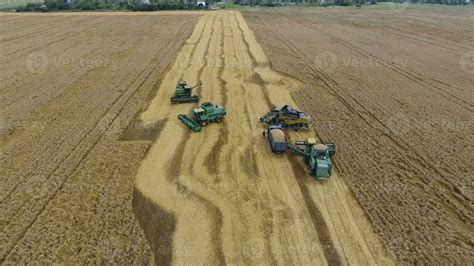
[177,102,226,132]
[170,81,201,103]
[288,138,336,180]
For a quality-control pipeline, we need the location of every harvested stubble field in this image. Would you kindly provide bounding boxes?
[0,12,198,263]
[1,9,397,265]
[1,6,472,265]
[243,6,474,264]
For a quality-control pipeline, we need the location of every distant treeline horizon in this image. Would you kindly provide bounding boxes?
[13,0,472,12]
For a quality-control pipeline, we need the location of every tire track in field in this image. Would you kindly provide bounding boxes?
[1,18,195,262]
[2,46,159,213]
[2,22,141,195]
[0,17,118,111]
[316,24,473,110]
[286,15,472,110]
[1,19,193,204]
[287,153,343,265]
[181,13,227,263]
[205,15,229,176]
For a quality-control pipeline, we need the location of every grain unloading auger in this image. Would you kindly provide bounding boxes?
[288,138,336,180]
[170,81,201,103]
[177,102,226,132]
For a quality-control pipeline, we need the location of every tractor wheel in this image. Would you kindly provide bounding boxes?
[201,121,208,127]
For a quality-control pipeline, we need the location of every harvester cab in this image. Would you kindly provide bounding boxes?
[193,107,205,117]
[170,81,201,103]
[198,102,215,113]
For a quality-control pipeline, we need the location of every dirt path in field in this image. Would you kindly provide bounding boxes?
[134,11,394,265]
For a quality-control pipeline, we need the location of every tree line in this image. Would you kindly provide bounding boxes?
[14,0,472,12]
